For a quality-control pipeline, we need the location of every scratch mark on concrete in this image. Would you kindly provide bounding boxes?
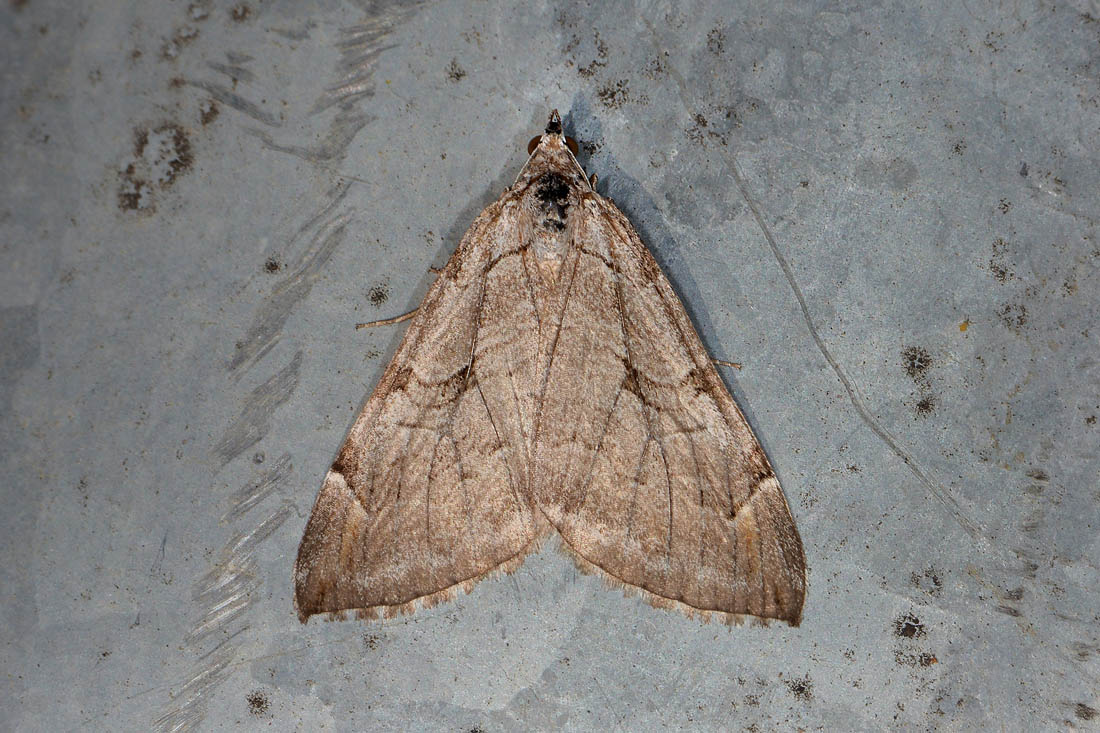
[154,501,293,731]
[248,114,370,164]
[251,8,420,164]
[185,80,280,127]
[316,13,417,113]
[207,59,257,84]
[153,645,237,731]
[221,453,293,523]
[215,352,302,465]
[228,185,350,373]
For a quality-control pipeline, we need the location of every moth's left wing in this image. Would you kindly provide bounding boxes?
[294,200,544,622]
[533,196,806,625]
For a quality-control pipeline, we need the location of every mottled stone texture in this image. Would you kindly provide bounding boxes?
[1,1,1097,730]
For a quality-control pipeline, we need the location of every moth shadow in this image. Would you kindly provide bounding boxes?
[369,141,529,387]
[436,151,529,273]
[562,95,769,443]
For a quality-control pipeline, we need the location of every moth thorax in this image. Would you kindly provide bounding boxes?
[530,171,575,272]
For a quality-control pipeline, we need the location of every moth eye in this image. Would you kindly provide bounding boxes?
[527,135,582,156]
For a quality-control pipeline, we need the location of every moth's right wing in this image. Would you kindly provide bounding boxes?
[534,196,806,625]
[294,199,544,622]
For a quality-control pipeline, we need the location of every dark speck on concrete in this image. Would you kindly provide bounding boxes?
[246,690,269,715]
[368,283,389,307]
[895,649,938,667]
[901,347,932,381]
[910,567,943,596]
[706,28,725,54]
[200,99,219,125]
[786,676,814,701]
[230,3,251,22]
[997,302,1028,331]
[596,79,630,109]
[446,58,467,82]
[894,612,926,639]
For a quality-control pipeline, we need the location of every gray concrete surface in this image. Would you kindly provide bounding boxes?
[2,0,1099,730]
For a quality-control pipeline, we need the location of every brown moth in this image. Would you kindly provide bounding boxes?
[294,110,806,625]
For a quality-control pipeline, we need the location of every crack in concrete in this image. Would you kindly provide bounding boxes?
[638,15,984,544]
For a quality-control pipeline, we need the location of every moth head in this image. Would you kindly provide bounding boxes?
[545,108,563,135]
[526,134,580,156]
[526,109,579,156]
[518,110,590,193]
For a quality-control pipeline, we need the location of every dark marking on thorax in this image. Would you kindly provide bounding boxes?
[535,172,572,232]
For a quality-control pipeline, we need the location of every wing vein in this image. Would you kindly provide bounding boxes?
[536,244,584,418]
[475,377,525,515]
[471,239,530,522]
[623,437,653,541]
[574,376,626,514]
[603,216,675,558]
[561,303,598,499]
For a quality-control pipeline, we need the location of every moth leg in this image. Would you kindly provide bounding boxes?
[355,267,445,329]
[355,309,418,329]
[712,358,742,370]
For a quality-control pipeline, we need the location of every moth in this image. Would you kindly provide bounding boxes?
[295,111,806,625]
